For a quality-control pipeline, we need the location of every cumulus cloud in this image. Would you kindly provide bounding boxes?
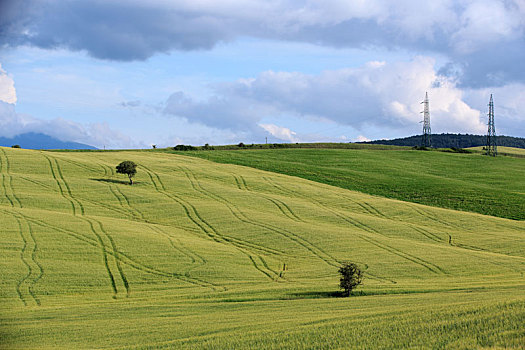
[0,101,138,148]
[0,64,17,104]
[163,56,486,140]
[2,0,524,87]
[464,83,525,137]
[354,135,371,142]
[259,123,299,142]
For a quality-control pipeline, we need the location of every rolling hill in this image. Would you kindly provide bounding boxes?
[178,147,525,220]
[0,146,524,348]
[361,133,525,149]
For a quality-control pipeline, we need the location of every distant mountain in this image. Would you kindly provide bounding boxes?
[0,133,97,150]
[361,133,525,149]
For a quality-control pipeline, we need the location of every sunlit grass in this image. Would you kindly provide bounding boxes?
[180,147,525,220]
[0,147,524,348]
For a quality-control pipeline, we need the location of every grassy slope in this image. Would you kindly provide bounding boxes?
[469,146,525,157]
[178,148,525,220]
[0,147,524,349]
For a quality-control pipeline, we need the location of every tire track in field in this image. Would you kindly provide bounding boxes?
[143,165,283,257]
[9,213,43,306]
[148,225,208,275]
[70,160,211,277]
[0,154,14,207]
[43,154,126,297]
[338,193,451,246]
[409,226,445,243]
[59,157,100,175]
[0,148,22,208]
[263,177,446,276]
[1,207,219,291]
[32,157,131,219]
[47,157,126,295]
[98,162,145,221]
[140,164,278,281]
[234,175,304,223]
[337,195,388,219]
[22,170,134,219]
[142,165,279,280]
[189,173,395,284]
[447,234,525,274]
[409,204,464,230]
[180,166,341,272]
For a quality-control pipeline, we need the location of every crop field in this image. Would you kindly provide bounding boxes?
[0,146,524,349]
[179,147,525,220]
[469,146,525,158]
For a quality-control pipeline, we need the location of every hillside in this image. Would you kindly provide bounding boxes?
[1,147,524,348]
[361,133,525,149]
[469,146,525,158]
[178,148,525,220]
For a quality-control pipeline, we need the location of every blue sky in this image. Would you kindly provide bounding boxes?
[1,0,524,148]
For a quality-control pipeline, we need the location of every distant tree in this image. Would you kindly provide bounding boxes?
[11,145,21,148]
[238,142,245,147]
[116,161,137,185]
[338,262,363,297]
[152,144,157,149]
[173,144,197,151]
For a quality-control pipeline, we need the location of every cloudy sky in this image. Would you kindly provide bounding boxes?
[1,0,524,148]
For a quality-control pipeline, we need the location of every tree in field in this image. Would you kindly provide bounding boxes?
[116,161,137,185]
[338,262,363,297]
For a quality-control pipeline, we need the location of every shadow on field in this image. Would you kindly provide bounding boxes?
[91,178,138,185]
[290,291,347,299]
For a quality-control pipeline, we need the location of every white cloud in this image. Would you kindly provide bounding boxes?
[452,0,523,54]
[464,83,525,136]
[164,56,486,138]
[0,64,17,104]
[259,123,299,142]
[354,135,371,142]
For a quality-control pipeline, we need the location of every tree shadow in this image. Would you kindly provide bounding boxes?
[290,290,369,299]
[90,178,131,185]
[290,291,346,299]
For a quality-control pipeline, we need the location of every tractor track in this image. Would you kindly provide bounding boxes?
[234,175,304,223]
[0,149,23,208]
[43,154,128,297]
[10,213,42,306]
[148,225,208,275]
[1,207,220,291]
[180,167,340,270]
[263,176,446,276]
[47,155,219,292]
[140,164,280,281]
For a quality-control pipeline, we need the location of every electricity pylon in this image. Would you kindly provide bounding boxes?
[486,94,497,156]
[421,92,431,147]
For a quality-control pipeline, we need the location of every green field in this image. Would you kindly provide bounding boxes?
[469,146,525,158]
[178,147,525,220]
[1,146,524,349]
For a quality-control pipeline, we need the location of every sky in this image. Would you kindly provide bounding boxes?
[0,0,524,149]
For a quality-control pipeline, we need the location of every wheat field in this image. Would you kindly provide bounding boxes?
[0,147,524,349]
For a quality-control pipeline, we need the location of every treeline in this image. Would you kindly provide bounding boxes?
[362,134,525,149]
[171,142,409,151]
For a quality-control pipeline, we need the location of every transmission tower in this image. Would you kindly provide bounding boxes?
[486,94,497,156]
[421,92,431,147]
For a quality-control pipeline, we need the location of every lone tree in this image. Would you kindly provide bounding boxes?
[116,161,137,185]
[338,262,363,297]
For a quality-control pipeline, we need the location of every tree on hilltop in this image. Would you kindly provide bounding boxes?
[116,161,137,185]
